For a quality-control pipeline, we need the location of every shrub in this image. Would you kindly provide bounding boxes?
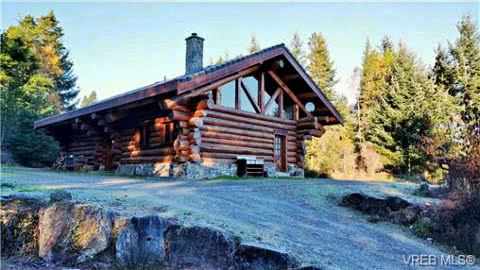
[6,115,59,167]
[446,135,480,193]
[434,192,480,256]
[412,217,436,239]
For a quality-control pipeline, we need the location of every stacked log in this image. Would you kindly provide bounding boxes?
[64,134,104,168]
[189,96,298,165]
[295,116,327,168]
[165,99,198,163]
[118,118,178,165]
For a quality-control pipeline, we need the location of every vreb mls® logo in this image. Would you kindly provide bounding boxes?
[403,254,476,266]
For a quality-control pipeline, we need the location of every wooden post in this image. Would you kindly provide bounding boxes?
[279,91,284,119]
[235,78,241,110]
[294,104,299,120]
[258,72,264,114]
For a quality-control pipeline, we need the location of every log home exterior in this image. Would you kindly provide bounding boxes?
[34,33,344,179]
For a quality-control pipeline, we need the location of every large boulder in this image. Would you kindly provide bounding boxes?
[38,203,115,264]
[341,193,390,217]
[391,205,422,225]
[291,266,327,270]
[49,190,72,203]
[165,225,240,269]
[0,195,46,257]
[115,215,168,267]
[341,193,410,219]
[233,243,292,270]
[385,196,410,211]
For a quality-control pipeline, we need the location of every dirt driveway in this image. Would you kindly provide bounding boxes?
[0,167,473,270]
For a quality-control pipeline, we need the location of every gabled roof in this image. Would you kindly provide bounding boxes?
[34,44,343,129]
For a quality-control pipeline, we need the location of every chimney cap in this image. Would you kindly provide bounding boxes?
[186,32,204,41]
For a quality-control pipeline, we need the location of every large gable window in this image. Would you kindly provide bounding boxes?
[219,81,235,108]
[215,68,311,120]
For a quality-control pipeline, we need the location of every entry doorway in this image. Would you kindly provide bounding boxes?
[274,135,287,172]
[105,139,112,171]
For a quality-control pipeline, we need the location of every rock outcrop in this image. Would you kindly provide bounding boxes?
[341,193,411,219]
[49,190,72,203]
[38,202,115,264]
[165,225,240,269]
[233,243,292,270]
[1,194,296,270]
[115,215,168,267]
[0,195,46,257]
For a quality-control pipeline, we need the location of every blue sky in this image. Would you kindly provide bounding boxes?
[2,1,478,105]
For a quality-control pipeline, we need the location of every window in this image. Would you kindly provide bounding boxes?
[219,81,235,108]
[275,136,282,156]
[164,122,175,144]
[138,125,150,147]
[240,76,259,113]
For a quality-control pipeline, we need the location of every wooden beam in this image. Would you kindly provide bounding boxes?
[270,59,285,70]
[283,74,300,81]
[264,88,281,114]
[298,92,317,100]
[267,70,312,117]
[174,65,261,103]
[258,72,264,114]
[294,104,299,120]
[235,78,241,110]
[80,123,91,131]
[240,79,261,113]
[90,113,100,120]
[279,90,284,119]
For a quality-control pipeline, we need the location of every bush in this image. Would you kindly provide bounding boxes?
[446,135,480,193]
[7,115,59,167]
[412,217,436,239]
[434,192,480,256]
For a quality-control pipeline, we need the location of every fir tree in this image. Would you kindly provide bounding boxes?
[448,14,480,147]
[0,11,75,166]
[289,31,306,66]
[80,90,98,107]
[247,34,260,53]
[307,32,337,100]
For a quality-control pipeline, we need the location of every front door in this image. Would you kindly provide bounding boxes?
[105,139,112,171]
[274,135,287,172]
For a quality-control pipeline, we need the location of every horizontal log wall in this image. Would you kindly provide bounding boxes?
[65,133,105,169]
[118,117,175,165]
[192,104,298,165]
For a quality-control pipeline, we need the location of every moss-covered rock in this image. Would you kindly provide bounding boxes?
[0,195,47,257]
[38,202,115,264]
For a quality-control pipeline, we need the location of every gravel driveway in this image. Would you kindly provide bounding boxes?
[0,167,474,270]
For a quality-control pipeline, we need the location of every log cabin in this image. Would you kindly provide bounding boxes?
[34,33,344,179]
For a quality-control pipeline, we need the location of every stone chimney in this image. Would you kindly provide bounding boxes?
[185,33,204,74]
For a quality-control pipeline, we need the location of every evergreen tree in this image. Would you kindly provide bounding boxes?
[448,15,480,149]
[5,11,79,111]
[366,44,445,174]
[247,34,260,53]
[0,11,76,166]
[307,32,337,100]
[289,31,306,66]
[80,90,98,107]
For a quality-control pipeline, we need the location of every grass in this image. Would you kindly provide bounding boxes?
[0,183,16,189]
[0,181,47,194]
[46,168,153,179]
